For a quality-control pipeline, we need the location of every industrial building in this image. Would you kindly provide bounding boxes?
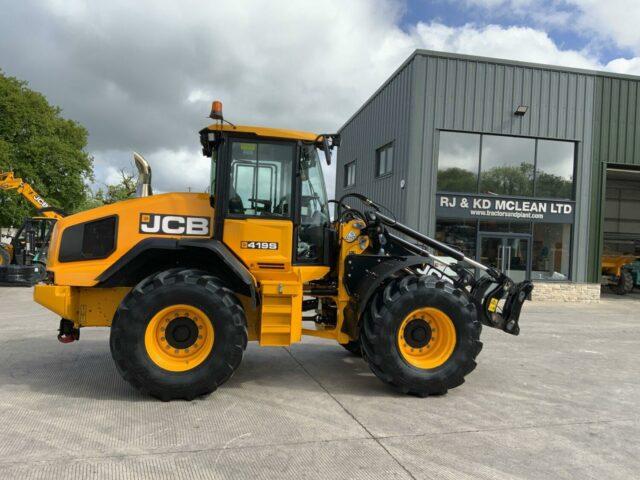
[336,50,640,294]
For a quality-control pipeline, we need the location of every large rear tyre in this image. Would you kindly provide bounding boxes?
[361,275,482,397]
[110,269,248,401]
[611,270,634,295]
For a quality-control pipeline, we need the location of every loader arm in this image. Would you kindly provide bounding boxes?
[0,172,64,220]
[369,209,533,335]
[335,192,533,336]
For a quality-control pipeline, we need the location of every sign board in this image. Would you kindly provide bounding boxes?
[436,193,574,224]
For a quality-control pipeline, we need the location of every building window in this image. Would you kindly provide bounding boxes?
[437,132,480,193]
[535,140,575,199]
[344,160,356,187]
[436,132,575,200]
[480,135,535,196]
[435,218,477,259]
[435,131,577,282]
[376,143,394,177]
[531,223,572,280]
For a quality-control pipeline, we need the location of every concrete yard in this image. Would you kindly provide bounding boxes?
[0,287,638,479]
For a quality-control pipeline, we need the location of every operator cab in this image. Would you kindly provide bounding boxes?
[199,105,339,270]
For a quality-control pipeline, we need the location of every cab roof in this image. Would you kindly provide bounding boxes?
[205,123,319,142]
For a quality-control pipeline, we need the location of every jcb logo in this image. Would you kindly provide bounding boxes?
[33,195,49,208]
[139,213,210,236]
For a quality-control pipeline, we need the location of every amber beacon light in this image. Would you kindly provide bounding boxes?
[209,100,223,120]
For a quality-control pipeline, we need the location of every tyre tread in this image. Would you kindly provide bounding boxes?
[110,268,247,401]
[361,274,482,397]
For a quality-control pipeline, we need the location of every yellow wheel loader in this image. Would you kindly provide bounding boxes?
[602,254,637,295]
[0,171,64,285]
[34,102,533,400]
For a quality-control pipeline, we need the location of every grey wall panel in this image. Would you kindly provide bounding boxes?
[335,60,414,222]
[407,57,598,142]
[595,76,640,166]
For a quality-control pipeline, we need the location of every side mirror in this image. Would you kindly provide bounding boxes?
[322,137,332,166]
[316,133,340,166]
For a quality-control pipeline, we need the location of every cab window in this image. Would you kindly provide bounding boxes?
[228,141,294,217]
[297,145,329,262]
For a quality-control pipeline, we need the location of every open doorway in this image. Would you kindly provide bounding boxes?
[602,167,640,296]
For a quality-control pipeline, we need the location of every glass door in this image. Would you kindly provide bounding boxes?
[479,235,530,282]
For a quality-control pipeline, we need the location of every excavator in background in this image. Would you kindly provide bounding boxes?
[0,171,64,285]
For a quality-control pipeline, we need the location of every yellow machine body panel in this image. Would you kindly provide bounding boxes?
[223,218,294,280]
[602,254,637,276]
[34,285,130,327]
[45,192,213,286]
[206,124,319,142]
[223,217,330,345]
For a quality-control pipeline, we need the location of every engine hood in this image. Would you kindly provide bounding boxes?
[47,192,214,286]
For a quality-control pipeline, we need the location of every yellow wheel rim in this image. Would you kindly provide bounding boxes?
[397,307,456,370]
[144,304,214,372]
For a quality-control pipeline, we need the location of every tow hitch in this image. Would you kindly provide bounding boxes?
[57,319,80,343]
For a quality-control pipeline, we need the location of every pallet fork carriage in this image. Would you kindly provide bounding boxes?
[34,102,532,400]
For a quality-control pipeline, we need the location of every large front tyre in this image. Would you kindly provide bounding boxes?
[110,269,248,401]
[361,275,482,397]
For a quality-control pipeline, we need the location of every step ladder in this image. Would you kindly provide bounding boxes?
[259,280,302,346]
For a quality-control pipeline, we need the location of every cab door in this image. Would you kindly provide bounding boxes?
[219,139,296,282]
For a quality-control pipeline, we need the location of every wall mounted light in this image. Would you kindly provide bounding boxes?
[514,105,528,116]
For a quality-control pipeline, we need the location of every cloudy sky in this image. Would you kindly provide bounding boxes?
[2,0,640,197]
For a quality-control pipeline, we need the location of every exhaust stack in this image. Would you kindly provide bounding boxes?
[133,152,153,197]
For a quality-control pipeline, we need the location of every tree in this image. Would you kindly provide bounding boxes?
[437,167,477,192]
[79,167,137,210]
[480,163,534,196]
[0,71,93,227]
[101,168,137,204]
[535,171,573,199]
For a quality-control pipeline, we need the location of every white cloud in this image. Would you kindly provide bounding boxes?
[605,57,640,76]
[464,0,535,8]
[567,0,640,53]
[93,148,209,193]
[2,0,640,198]
[409,22,600,68]
[2,0,415,195]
